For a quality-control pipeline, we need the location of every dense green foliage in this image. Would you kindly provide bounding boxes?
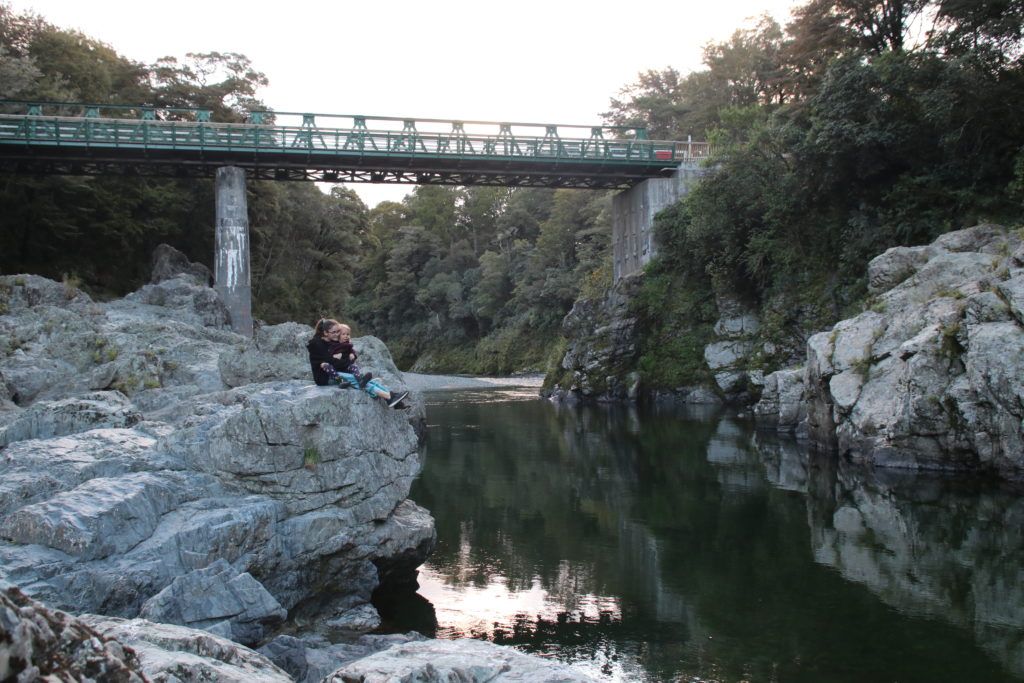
[608,0,1024,390]
[346,187,611,371]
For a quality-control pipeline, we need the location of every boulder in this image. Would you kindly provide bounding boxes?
[0,273,95,314]
[753,368,806,434]
[149,243,213,287]
[81,613,293,683]
[756,224,1024,479]
[867,245,933,295]
[551,274,642,401]
[702,293,760,396]
[140,559,286,646]
[117,276,230,329]
[0,258,434,646]
[0,390,142,448]
[324,637,599,682]
[0,273,246,405]
[0,582,147,682]
[218,321,311,387]
[260,632,427,683]
[0,425,176,516]
[0,381,434,623]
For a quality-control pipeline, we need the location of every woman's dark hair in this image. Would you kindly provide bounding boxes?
[313,318,340,338]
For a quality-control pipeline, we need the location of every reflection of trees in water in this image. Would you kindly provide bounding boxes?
[411,399,1021,682]
[412,400,721,679]
[415,400,722,608]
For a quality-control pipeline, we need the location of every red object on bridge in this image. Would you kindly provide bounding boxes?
[655,150,672,160]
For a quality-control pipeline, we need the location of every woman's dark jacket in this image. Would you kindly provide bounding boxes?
[307,337,354,386]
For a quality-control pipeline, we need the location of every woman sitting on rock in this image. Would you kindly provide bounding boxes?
[307,318,409,409]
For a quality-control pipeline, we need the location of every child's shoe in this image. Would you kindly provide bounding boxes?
[358,372,373,388]
[387,391,409,409]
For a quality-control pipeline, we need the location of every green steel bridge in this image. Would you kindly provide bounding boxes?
[0,101,711,190]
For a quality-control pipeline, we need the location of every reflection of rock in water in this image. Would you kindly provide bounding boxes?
[373,584,438,638]
[810,462,1024,677]
[756,431,1024,677]
[707,418,766,492]
[615,515,695,627]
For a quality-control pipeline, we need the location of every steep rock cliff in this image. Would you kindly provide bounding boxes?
[757,224,1024,479]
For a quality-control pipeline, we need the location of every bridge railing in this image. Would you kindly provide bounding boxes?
[0,102,714,166]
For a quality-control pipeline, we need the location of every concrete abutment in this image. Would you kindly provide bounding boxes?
[611,166,707,281]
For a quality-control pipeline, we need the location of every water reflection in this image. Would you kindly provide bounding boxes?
[758,430,1024,679]
[392,394,1024,682]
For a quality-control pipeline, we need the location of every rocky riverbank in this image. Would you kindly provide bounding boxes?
[0,247,596,682]
[756,224,1024,480]
[548,224,1024,481]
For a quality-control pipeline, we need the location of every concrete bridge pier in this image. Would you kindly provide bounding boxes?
[611,167,707,281]
[214,166,253,337]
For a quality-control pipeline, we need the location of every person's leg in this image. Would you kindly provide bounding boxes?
[329,370,361,389]
[363,379,390,399]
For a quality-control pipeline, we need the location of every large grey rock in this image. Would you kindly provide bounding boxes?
[325,638,599,682]
[552,273,642,400]
[0,273,95,314]
[260,632,427,683]
[1,471,191,561]
[218,321,311,387]
[703,294,759,395]
[753,368,805,434]
[0,264,434,649]
[0,390,142,448]
[0,582,147,682]
[150,243,213,287]
[756,224,1024,478]
[867,245,933,294]
[159,381,421,516]
[115,276,230,329]
[140,559,286,646]
[81,613,294,683]
[0,273,245,404]
[0,382,434,625]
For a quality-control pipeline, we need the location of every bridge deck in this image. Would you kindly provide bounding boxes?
[0,102,711,189]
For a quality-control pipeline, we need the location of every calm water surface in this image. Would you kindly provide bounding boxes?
[381,387,1024,682]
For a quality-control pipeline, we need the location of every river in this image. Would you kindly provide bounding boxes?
[379,380,1024,682]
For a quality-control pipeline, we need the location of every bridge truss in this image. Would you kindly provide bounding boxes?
[0,102,712,189]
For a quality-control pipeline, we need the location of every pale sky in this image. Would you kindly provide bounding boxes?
[10,0,802,207]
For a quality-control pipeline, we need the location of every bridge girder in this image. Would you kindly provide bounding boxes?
[0,156,666,190]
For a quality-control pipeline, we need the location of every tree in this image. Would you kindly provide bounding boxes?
[788,0,930,57]
[605,16,795,139]
[249,184,365,324]
[403,185,460,247]
[930,0,1024,67]
[148,51,268,120]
